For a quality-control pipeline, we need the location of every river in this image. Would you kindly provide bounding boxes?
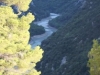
[29,13,59,48]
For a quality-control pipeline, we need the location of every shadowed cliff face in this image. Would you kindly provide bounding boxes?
[36,0,100,75]
[29,0,85,20]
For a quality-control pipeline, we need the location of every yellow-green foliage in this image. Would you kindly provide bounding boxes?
[0,0,31,11]
[88,40,100,75]
[0,0,43,75]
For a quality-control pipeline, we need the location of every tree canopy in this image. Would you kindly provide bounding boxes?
[0,0,31,11]
[0,0,43,75]
[88,40,100,75]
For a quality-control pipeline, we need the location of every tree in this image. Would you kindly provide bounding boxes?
[88,40,100,75]
[0,0,43,75]
[0,0,32,11]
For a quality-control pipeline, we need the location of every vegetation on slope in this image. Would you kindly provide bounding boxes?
[29,23,45,37]
[36,0,100,75]
[30,0,85,28]
[48,0,85,28]
[0,0,43,75]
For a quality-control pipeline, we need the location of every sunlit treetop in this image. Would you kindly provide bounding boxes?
[0,0,32,11]
[0,0,43,75]
[88,40,100,75]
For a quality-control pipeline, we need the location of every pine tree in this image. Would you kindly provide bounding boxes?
[88,40,100,75]
[0,0,32,11]
[0,0,43,75]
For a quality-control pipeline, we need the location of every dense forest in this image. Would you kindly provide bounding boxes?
[30,0,100,75]
[30,0,85,28]
[0,0,43,75]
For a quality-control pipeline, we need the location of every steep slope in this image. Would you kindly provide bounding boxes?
[29,0,85,20]
[36,0,100,75]
[48,0,86,28]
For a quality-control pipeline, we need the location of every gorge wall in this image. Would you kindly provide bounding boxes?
[33,0,100,75]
